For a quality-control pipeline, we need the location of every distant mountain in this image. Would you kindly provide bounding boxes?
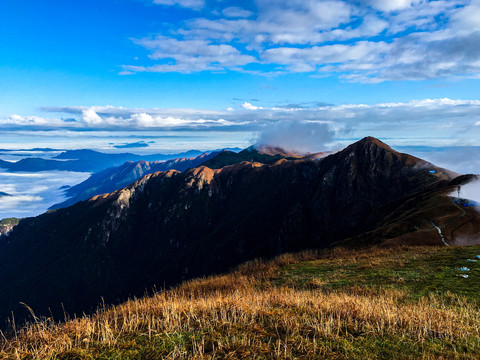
[0,137,477,326]
[54,149,204,162]
[0,158,87,172]
[0,192,11,197]
[51,152,219,209]
[0,148,61,152]
[0,148,241,173]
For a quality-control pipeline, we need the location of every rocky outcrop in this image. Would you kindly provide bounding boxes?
[0,218,20,237]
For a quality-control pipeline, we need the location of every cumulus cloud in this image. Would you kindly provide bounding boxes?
[242,102,263,110]
[123,0,480,81]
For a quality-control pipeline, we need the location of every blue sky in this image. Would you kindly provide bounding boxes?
[1,0,480,151]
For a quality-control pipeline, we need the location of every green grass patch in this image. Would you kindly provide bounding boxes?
[278,246,480,302]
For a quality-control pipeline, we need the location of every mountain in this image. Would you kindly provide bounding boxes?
[0,192,11,197]
[53,149,208,163]
[0,137,478,326]
[51,152,219,209]
[0,158,87,172]
[0,155,139,172]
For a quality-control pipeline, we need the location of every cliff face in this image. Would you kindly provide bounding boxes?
[0,138,460,326]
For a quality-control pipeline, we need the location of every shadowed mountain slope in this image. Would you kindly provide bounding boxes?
[0,137,476,326]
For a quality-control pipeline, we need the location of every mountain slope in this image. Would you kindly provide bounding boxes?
[51,152,219,209]
[0,137,472,326]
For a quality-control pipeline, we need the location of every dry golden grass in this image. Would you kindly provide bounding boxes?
[1,247,480,359]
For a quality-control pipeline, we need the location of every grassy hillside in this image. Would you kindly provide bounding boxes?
[2,246,480,359]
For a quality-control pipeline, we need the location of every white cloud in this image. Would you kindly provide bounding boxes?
[23,98,479,149]
[262,41,390,73]
[0,195,43,211]
[241,102,264,110]
[0,170,91,219]
[449,179,480,204]
[0,115,59,127]
[256,121,334,153]
[81,108,104,125]
[450,0,480,33]
[125,36,257,73]
[369,0,422,12]
[122,0,480,82]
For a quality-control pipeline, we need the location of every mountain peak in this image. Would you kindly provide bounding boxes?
[352,136,395,151]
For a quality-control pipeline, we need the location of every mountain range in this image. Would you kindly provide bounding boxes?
[0,148,241,173]
[51,146,319,209]
[0,137,479,327]
[51,152,219,209]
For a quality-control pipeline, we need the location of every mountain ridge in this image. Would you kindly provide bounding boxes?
[0,137,478,327]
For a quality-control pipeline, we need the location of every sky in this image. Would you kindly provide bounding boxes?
[2,0,480,218]
[1,0,480,152]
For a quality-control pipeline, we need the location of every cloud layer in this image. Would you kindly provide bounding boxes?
[0,170,91,219]
[120,0,480,82]
[1,98,480,151]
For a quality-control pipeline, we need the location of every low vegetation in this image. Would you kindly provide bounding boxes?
[2,246,480,359]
